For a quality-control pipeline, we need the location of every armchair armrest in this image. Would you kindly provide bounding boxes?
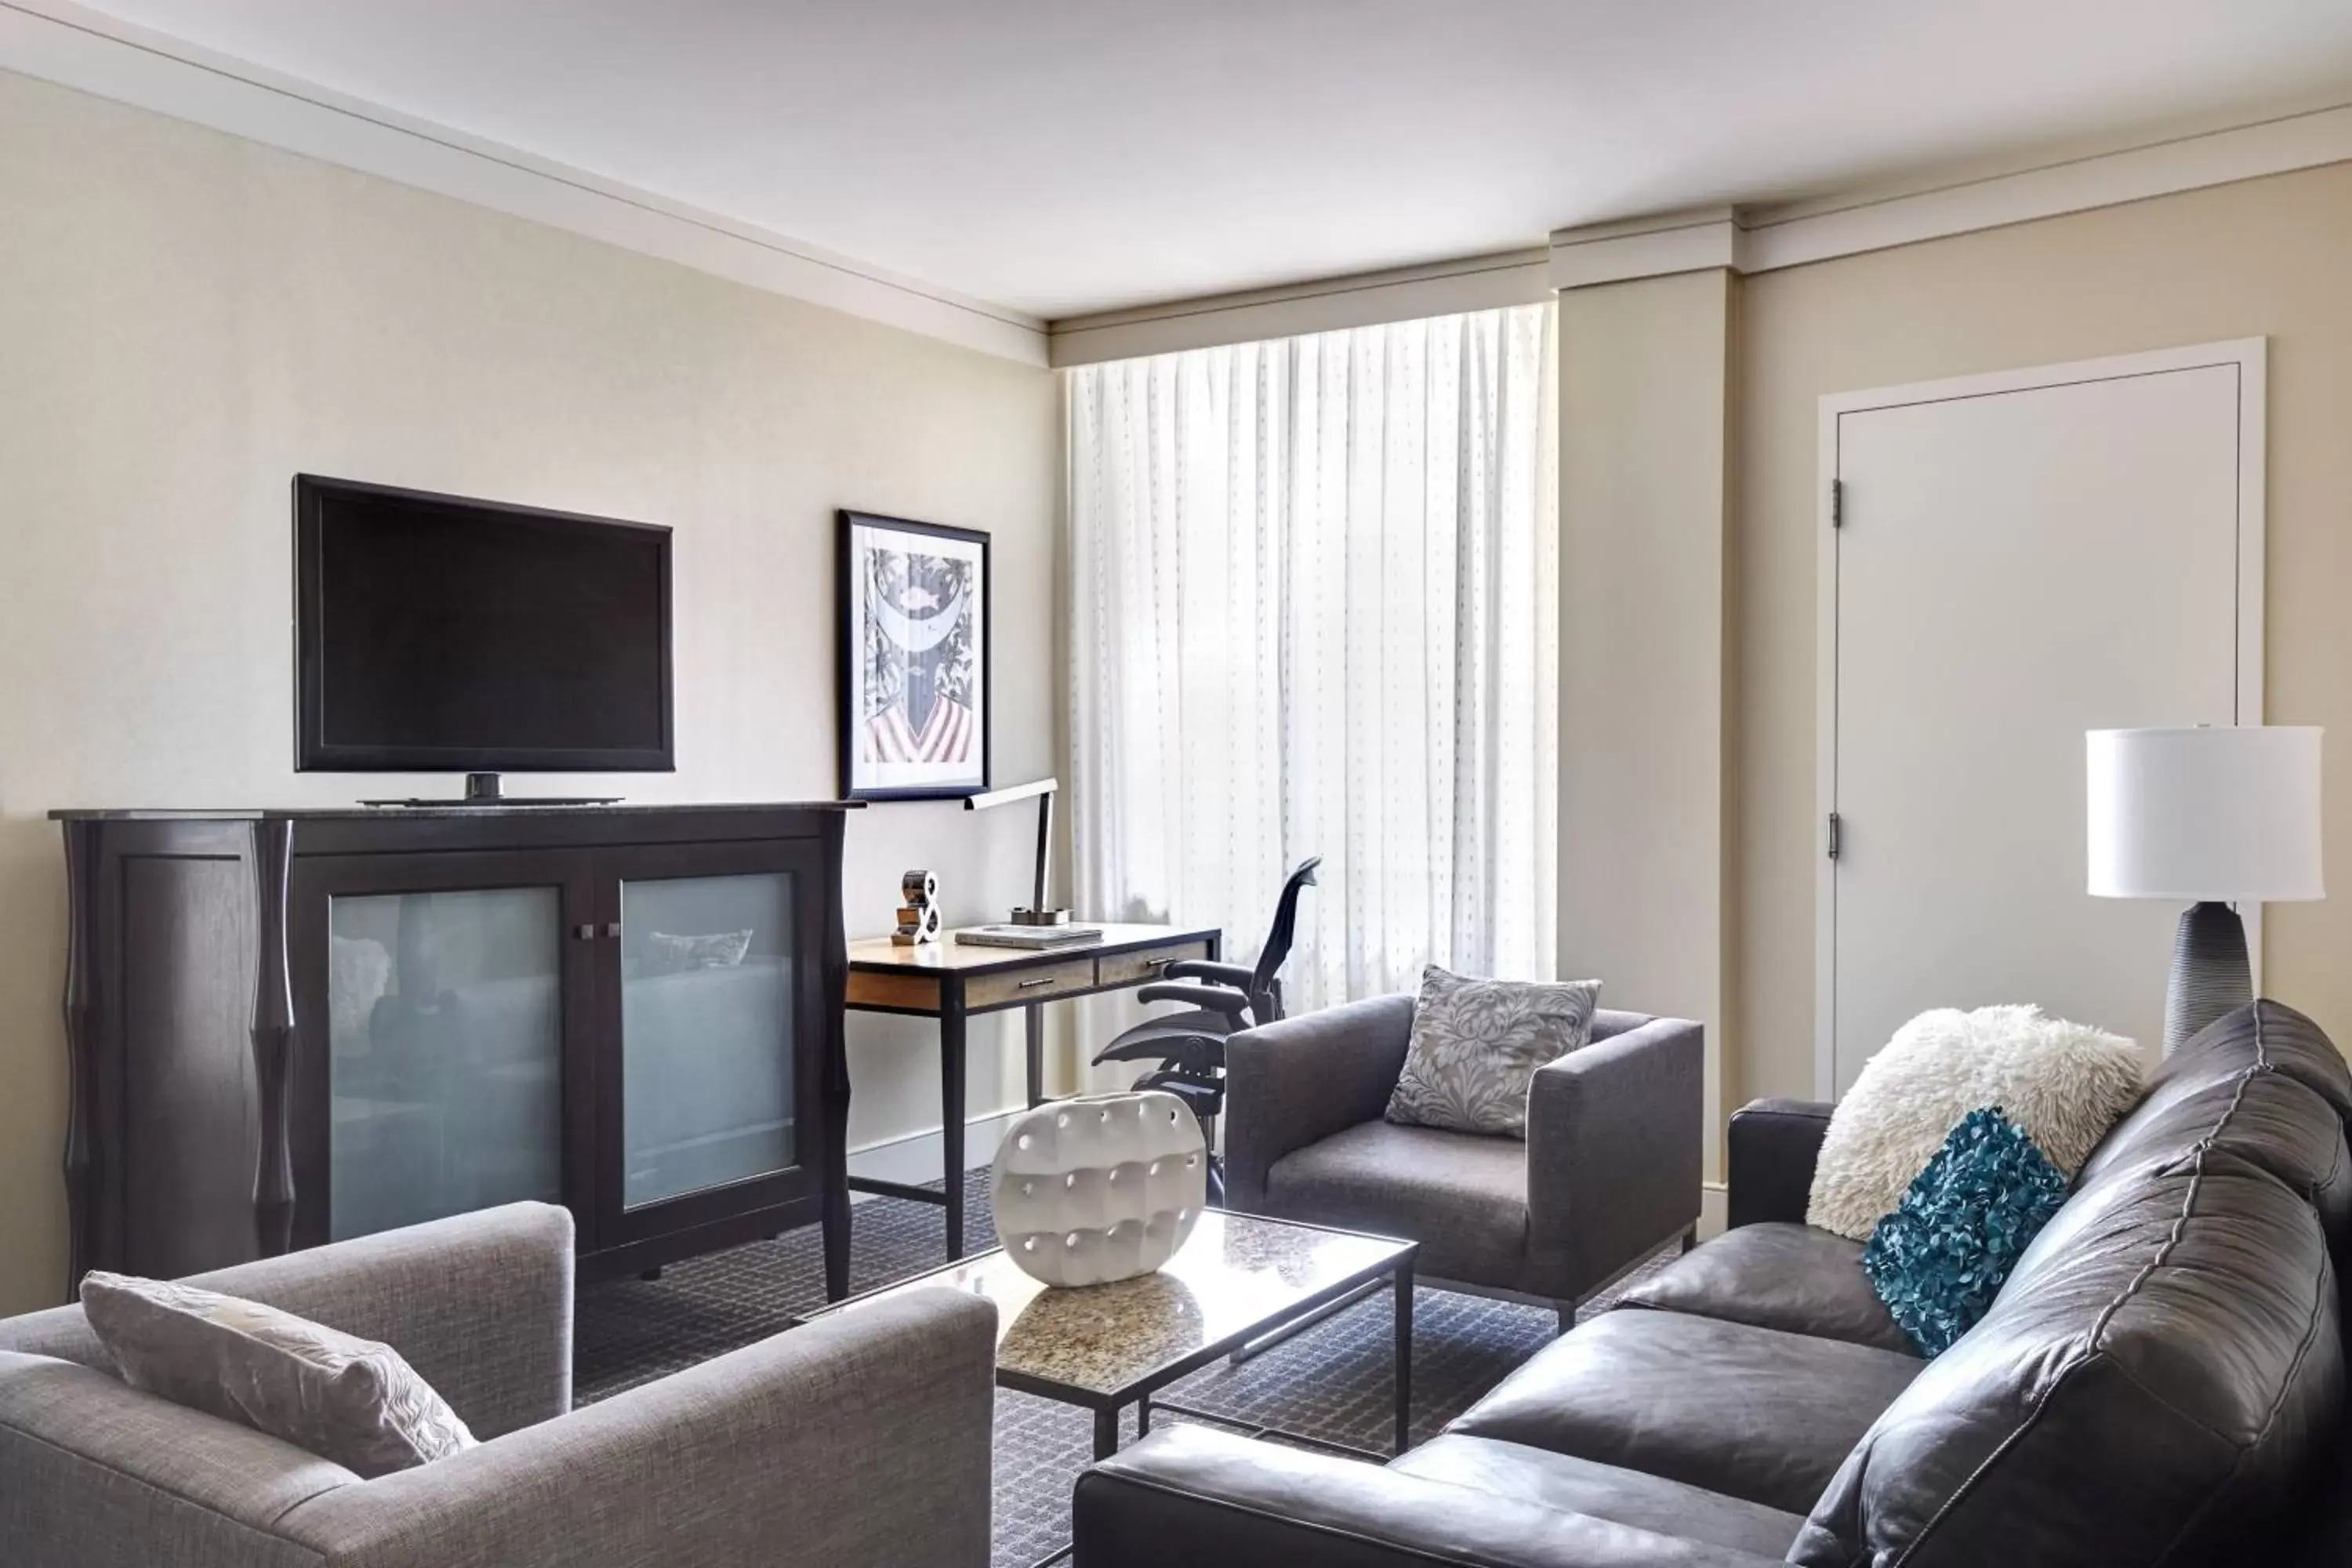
[1074,1426,1786,1567]
[1225,994,1417,1211]
[282,1288,997,1568]
[1164,959,1257,989]
[0,1201,574,1439]
[1136,981,1254,1015]
[1725,1098,1833,1229]
[1526,1017,1703,1301]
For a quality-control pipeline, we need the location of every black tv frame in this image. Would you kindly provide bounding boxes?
[294,474,676,777]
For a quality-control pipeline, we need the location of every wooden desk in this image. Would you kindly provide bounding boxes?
[845,923,1221,1261]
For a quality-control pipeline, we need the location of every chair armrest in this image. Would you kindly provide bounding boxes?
[1164,959,1257,989]
[1074,1426,1787,1567]
[1225,994,1417,1212]
[1136,981,1254,1015]
[1726,1098,1833,1229]
[281,1287,996,1568]
[0,1202,574,1439]
[1526,1018,1704,1301]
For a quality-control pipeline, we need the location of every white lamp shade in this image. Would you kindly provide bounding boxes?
[2087,727,2325,902]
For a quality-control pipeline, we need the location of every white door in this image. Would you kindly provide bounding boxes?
[1820,342,2263,1095]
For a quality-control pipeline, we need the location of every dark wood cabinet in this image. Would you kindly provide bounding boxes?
[53,803,853,1300]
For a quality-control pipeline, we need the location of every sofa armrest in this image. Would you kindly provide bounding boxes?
[1725,1099,1833,1229]
[281,1287,996,1568]
[1225,994,1417,1211]
[1074,1426,1787,1567]
[1526,1017,1703,1301]
[0,1202,574,1439]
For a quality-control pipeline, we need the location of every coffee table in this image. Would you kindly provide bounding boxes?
[809,1209,1416,1465]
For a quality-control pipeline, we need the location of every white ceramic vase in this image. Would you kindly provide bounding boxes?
[991,1090,1207,1287]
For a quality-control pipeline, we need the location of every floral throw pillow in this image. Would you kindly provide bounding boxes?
[1384,966,1601,1138]
[1861,1106,2070,1356]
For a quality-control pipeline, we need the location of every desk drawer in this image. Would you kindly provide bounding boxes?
[967,957,1096,1010]
[1097,940,1212,988]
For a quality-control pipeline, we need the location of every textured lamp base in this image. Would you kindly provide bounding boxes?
[2163,901,2252,1055]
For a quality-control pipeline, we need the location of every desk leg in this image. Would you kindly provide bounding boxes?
[942,985,967,1261]
[1025,1002,1046,1108]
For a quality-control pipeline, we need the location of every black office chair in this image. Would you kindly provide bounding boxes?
[1091,856,1320,1205]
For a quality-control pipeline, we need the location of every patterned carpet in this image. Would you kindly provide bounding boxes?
[576,1173,1672,1567]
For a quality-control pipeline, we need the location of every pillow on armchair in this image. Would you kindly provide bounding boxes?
[1384,965,1601,1137]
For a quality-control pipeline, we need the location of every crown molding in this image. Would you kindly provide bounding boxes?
[1049,248,1553,367]
[1552,100,2352,289]
[0,0,1048,365]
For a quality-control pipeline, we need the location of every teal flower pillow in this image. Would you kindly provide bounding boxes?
[1862,1107,2068,1356]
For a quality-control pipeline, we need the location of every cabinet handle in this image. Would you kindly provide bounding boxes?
[1018,976,1057,989]
[574,924,596,941]
[604,922,622,938]
[1145,957,1171,969]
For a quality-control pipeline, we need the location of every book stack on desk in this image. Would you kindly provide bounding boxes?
[954,924,1105,949]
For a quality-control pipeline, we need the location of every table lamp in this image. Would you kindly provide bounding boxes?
[964,776,1071,925]
[2086,726,2324,1053]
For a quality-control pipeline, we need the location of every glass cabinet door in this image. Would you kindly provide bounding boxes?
[324,885,565,1240]
[618,870,800,1209]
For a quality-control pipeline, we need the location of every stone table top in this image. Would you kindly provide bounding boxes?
[811,1209,1414,1401]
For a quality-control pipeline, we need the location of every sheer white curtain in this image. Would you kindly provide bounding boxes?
[1067,303,1558,1016]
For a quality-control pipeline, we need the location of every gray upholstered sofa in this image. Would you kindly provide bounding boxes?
[1225,995,1704,1322]
[0,1202,998,1568]
[1076,1000,2352,1566]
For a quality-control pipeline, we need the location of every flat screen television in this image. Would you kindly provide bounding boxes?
[295,475,673,782]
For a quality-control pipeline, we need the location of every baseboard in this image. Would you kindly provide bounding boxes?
[1700,1181,1729,1241]
[845,1106,1024,1200]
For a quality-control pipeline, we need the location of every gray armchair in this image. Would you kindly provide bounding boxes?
[0,1203,998,1568]
[1226,994,1703,1320]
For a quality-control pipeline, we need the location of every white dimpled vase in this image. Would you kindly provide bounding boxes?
[991,1090,1208,1287]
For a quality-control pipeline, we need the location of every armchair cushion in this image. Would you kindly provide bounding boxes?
[81,1271,476,1478]
[1385,966,1600,1138]
[1265,1120,1530,1289]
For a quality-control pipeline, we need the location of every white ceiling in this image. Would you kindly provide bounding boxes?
[57,0,2352,320]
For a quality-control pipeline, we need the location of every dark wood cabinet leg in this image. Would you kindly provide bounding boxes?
[942,984,967,1261]
[1025,1001,1045,1108]
[248,820,297,1259]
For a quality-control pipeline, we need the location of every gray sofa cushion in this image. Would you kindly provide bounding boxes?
[1446,1307,1923,1515]
[1394,1435,1808,1559]
[1617,1221,1916,1356]
[2079,1064,2351,1244]
[1794,1160,2343,1567]
[1264,1119,1528,1289]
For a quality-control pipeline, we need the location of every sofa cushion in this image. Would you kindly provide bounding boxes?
[1619,1222,1915,1356]
[1263,1119,1527,1289]
[1792,1164,2343,1567]
[1393,1434,1808,1558]
[1446,1307,1923,1515]
[2136,999,2352,1123]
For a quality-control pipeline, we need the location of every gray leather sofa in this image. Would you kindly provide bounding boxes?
[0,1203,999,1568]
[1074,999,2352,1566]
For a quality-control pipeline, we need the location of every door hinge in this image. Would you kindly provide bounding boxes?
[1830,478,1843,528]
[1825,812,1842,860]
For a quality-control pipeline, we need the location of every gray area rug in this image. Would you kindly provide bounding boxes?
[576,1172,1673,1567]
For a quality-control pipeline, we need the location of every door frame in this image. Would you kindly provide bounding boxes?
[1813,338,2267,1098]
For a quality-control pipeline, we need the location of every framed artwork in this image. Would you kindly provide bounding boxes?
[838,510,991,800]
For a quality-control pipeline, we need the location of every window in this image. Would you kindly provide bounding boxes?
[1068,303,1558,1008]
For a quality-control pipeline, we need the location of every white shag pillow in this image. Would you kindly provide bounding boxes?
[1807,1004,2144,1242]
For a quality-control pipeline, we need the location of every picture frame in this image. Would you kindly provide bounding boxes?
[837,510,992,801]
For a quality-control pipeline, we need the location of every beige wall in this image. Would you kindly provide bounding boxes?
[1559,270,1733,1181]
[1730,161,2352,1110]
[0,71,1059,1312]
